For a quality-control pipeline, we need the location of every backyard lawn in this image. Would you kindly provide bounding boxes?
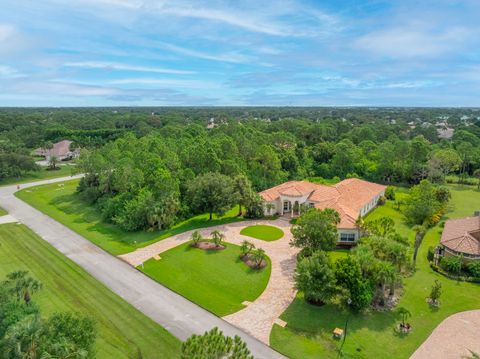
[140,242,271,316]
[0,223,181,358]
[16,179,243,255]
[0,206,6,216]
[0,164,75,187]
[240,224,284,241]
[270,184,480,359]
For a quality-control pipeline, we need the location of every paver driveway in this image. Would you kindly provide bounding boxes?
[120,218,299,344]
[410,310,480,359]
[0,176,285,359]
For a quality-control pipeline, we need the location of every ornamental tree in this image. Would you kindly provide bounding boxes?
[291,208,340,252]
[295,251,337,305]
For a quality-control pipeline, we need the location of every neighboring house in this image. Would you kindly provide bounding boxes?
[439,215,480,260]
[259,178,386,245]
[34,140,80,161]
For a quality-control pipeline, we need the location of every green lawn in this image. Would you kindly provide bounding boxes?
[16,179,243,255]
[240,224,284,241]
[271,184,480,359]
[0,223,181,358]
[140,242,271,316]
[0,206,6,216]
[0,164,76,187]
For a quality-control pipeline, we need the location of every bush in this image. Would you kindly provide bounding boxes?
[467,261,480,278]
[385,186,396,200]
[377,196,386,205]
[297,247,314,261]
[440,255,462,274]
[427,246,435,262]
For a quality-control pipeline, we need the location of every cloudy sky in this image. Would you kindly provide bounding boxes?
[1,0,479,106]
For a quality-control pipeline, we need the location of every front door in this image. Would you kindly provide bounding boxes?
[283,201,291,213]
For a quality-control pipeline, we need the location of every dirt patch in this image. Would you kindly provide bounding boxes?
[240,253,266,269]
[192,241,226,250]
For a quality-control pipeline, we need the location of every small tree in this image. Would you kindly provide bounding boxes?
[48,155,58,170]
[191,230,202,246]
[397,307,411,327]
[385,186,396,200]
[240,240,255,257]
[251,248,266,268]
[429,280,442,306]
[181,327,253,359]
[291,208,340,252]
[210,230,225,247]
[295,251,337,305]
[233,174,253,216]
[3,271,42,305]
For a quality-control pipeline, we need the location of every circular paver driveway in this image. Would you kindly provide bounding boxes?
[119,218,299,344]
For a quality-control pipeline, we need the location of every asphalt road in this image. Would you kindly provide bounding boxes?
[0,176,286,359]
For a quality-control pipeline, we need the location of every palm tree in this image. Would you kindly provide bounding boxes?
[240,240,255,257]
[266,203,275,216]
[397,307,411,327]
[1,315,43,357]
[210,230,225,247]
[4,270,43,304]
[191,230,202,246]
[251,248,266,268]
[375,261,396,301]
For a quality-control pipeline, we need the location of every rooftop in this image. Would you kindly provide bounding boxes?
[440,216,480,256]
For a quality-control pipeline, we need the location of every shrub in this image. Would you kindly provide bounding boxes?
[427,246,435,262]
[377,196,386,205]
[244,195,264,219]
[467,261,480,278]
[385,186,396,200]
[440,255,462,274]
[429,280,442,305]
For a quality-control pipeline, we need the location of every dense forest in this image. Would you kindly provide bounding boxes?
[1,107,480,230]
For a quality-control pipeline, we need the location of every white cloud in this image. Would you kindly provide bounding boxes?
[108,77,221,89]
[156,42,252,63]
[64,61,195,74]
[356,25,470,58]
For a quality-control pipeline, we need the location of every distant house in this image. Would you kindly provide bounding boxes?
[34,140,80,161]
[259,178,386,245]
[439,215,480,260]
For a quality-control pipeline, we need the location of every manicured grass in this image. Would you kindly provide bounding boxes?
[0,206,7,216]
[140,242,271,316]
[16,179,243,255]
[271,184,480,359]
[0,164,76,187]
[0,223,181,358]
[240,224,284,241]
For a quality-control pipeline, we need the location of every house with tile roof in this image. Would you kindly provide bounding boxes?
[34,140,80,161]
[439,216,480,260]
[259,178,386,245]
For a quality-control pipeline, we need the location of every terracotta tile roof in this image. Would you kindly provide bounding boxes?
[259,181,319,201]
[440,216,480,256]
[35,140,77,158]
[259,178,386,229]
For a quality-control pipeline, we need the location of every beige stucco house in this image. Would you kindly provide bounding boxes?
[259,178,386,245]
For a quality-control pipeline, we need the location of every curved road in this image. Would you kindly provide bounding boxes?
[0,176,285,359]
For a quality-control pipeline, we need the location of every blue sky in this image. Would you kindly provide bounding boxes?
[1,0,479,106]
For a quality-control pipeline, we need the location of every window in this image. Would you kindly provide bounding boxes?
[340,233,356,242]
[308,203,314,208]
[283,201,290,211]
